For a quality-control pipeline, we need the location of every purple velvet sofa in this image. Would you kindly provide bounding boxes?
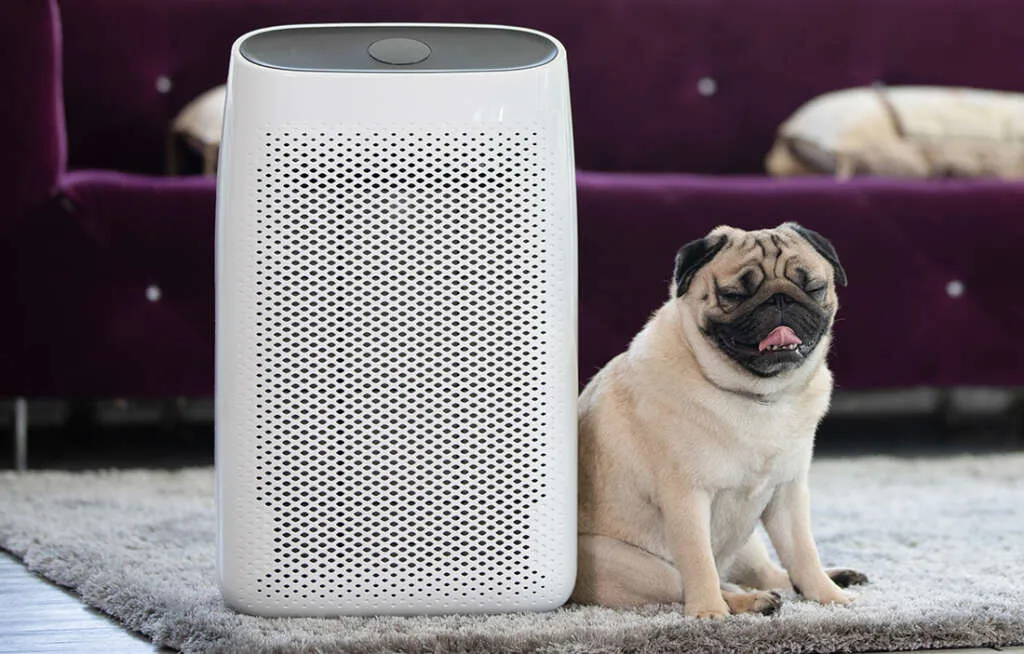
[4,0,1024,399]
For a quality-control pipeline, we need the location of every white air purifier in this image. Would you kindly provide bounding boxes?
[215,23,577,616]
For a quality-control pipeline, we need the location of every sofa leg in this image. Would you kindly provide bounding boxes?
[13,397,27,471]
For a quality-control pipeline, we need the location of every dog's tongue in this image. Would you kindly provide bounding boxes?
[758,326,802,352]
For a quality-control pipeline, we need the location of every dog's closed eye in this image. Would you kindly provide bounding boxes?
[718,289,750,303]
[804,283,827,301]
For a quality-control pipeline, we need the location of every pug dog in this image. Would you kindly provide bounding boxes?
[571,223,867,618]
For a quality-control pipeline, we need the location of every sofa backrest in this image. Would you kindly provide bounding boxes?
[56,0,1024,176]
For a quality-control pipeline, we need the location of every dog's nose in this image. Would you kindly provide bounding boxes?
[772,293,795,308]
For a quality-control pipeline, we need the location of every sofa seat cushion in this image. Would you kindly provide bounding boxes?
[5,169,1023,395]
[3,171,216,397]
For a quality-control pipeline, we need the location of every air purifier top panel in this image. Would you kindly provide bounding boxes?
[239,25,559,73]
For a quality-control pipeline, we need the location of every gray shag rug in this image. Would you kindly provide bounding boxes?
[1,454,1023,653]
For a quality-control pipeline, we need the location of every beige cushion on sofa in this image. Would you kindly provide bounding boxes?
[766,86,1024,179]
[167,85,226,175]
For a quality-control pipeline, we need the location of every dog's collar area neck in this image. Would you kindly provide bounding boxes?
[701,374,780,404]
[734,389,777,405]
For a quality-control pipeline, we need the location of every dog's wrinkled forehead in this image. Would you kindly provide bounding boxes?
[673,223,846,299]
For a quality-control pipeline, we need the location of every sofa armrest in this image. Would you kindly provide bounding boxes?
[0,0,66,228]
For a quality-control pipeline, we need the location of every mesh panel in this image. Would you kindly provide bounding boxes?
[253,129,554,604]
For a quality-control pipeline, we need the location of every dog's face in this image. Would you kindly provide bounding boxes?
[672,223,846,379]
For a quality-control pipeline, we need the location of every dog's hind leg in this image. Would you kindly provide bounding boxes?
[570,533,683,608]
[724,533,792,591]
[726,533,869,592]
[823,568,869,588]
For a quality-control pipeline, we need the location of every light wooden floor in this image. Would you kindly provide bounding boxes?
[0,551,166,653]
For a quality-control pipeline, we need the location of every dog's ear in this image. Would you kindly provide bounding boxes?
[787,223,847,287]
[673,235,727,297]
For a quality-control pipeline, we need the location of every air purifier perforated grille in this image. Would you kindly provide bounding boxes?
[252,128,556,606]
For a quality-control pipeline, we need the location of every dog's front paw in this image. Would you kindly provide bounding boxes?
[724,590,783,616]
[684,597,730,619]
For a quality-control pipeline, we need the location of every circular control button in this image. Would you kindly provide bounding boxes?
[368,38,431,65]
